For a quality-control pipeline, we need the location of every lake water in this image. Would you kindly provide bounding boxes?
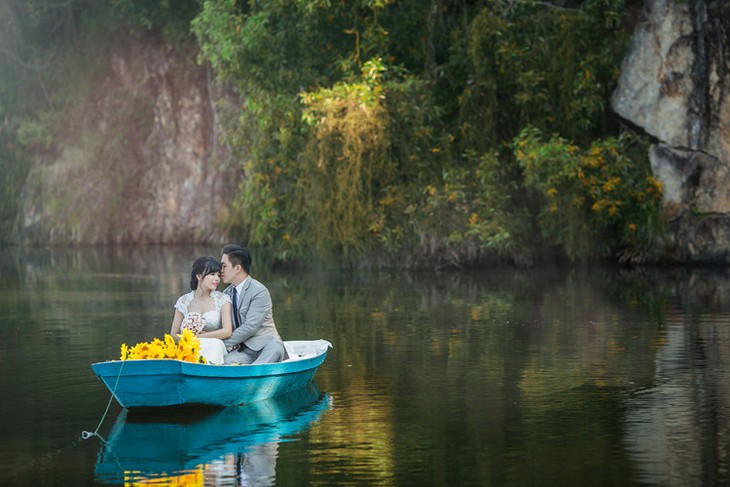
[1,245,730,486]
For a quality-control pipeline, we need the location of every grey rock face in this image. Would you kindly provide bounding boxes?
[18,34,236,244]
[611,0,730,261]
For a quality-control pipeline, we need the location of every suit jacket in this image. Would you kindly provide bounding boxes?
[222,277,283,352]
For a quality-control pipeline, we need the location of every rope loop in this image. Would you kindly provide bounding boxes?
[81,430,108,445]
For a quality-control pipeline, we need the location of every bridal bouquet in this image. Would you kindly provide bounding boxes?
[180,312,206,334]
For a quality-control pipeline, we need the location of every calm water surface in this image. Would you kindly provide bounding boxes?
[2,246,730,486]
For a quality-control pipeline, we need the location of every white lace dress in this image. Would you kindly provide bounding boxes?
[174,290,231,364]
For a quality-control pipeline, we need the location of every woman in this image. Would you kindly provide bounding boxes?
[170,256,233,364]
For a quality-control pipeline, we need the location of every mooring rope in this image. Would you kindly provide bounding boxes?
[81,359,126,444]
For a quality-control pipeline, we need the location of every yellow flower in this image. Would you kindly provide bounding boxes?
[135,343,151,358]
[164,335,178,358]
[119,329,204,363]
[592,199,606,212]
[602,177,620,192]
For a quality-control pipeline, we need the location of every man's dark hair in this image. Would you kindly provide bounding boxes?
[222,244,252,274]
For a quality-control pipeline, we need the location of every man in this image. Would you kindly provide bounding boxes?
[220,244,287,364]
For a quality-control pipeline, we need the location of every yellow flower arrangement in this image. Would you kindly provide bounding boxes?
[120,329,206,364]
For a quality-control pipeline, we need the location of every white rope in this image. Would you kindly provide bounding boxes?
[82,359,126,444]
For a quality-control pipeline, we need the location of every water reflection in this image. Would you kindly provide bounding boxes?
[7,245,730,485]
[622,311,730,486]
[95,385,332,486]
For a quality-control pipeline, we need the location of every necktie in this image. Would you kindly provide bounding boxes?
[231,287,241,329]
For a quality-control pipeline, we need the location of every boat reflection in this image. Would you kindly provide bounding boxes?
[95,384,332,485]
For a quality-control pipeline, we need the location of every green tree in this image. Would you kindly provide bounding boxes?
[515,127,664,262]
[192,0,652,265]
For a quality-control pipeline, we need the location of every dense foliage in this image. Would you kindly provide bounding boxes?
[0,0,663,266]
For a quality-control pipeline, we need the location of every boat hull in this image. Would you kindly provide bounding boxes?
[92,340,331,408]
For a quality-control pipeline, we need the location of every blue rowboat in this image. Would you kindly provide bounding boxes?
[91,340,332,408]
[94,384,332,485]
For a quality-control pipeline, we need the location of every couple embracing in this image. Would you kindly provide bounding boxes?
[169,244,287,365]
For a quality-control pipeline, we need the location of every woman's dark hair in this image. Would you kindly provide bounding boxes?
[190,256,221,290]
[222,244,252,274]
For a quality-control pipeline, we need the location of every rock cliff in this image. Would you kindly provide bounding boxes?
[18,32,236,244]
[612,0,730,262]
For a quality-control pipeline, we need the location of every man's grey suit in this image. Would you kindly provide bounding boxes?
[222,277,286,364]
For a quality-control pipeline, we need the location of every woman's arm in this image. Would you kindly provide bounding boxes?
[197,302,233,340]
[170,309,184,335]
